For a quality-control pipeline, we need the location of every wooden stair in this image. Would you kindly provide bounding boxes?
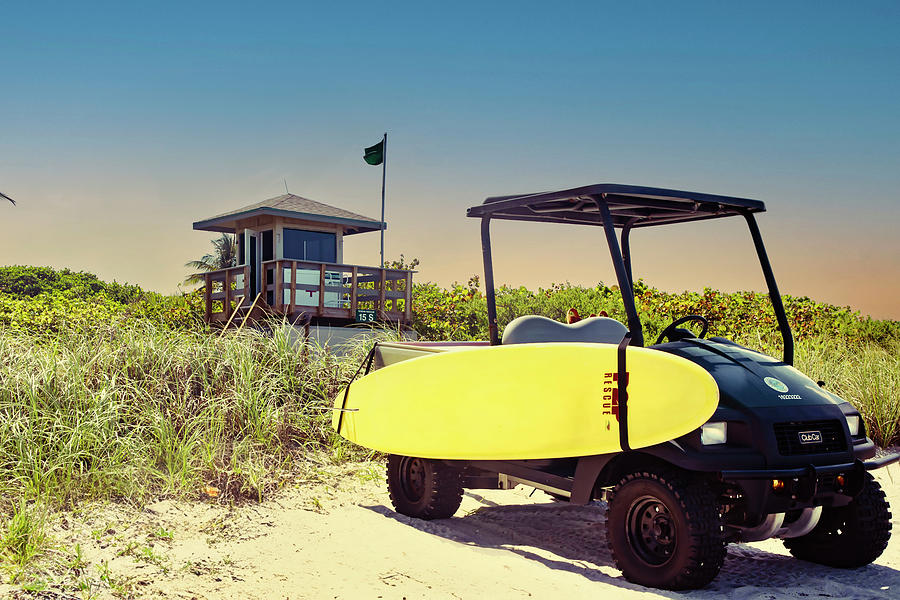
[218,294,315,334]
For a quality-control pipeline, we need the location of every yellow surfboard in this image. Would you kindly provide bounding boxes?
[333,342,718,460]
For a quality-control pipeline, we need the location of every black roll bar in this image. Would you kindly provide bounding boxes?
[742,211,794,365]
[481,217,501,345]
[476,193,793,364]
[596,198,644,347]
[621,219,636,287]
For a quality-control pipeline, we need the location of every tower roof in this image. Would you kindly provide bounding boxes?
[193,193,385,234]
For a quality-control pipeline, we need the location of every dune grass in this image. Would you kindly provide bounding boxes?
[0,319,389,584]
[791,336,900,448]
[0,501,48,582]
[0,320,380,518]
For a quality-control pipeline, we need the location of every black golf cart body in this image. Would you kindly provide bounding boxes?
[376,184,898,589]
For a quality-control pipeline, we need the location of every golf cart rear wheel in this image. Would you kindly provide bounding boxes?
[783,472,891,568]
[606,469,726,590]
[387,454,463,520]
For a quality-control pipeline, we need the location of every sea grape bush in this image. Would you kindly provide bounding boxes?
[0,290,122,332]
[411,277,899,347]
[0,266,143,303]
[0,266,205,332]
[412,276,486,340]
[6,266,894,346]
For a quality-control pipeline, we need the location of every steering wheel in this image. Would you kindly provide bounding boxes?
[655,315,709,345]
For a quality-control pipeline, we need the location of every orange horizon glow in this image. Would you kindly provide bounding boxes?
[2,186,896,321]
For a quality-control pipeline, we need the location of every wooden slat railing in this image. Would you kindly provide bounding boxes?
[199,260,414,324]
[204,265,251,323]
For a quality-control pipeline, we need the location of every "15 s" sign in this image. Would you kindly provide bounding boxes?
[355,309,377,323]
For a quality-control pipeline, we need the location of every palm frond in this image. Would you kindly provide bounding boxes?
[183,272,209,285]
[184,256,217,271]
[184,234,239,285]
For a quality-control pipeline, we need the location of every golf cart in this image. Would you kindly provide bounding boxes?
[373,184,898,590]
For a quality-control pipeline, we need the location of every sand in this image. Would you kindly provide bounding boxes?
[2,461,898,600]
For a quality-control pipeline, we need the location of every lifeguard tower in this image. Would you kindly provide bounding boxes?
[192,193,414,327]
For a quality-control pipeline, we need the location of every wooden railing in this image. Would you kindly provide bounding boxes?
[203,265,250,323]
[202,261,414,324]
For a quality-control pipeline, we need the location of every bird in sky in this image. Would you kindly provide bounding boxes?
[0,191,14,205]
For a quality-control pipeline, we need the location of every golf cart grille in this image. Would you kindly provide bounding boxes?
[774,420,846,455]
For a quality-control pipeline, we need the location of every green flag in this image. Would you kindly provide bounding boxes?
[364,139,384,166]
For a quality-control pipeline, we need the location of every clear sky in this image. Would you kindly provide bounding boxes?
[2,2,898,318]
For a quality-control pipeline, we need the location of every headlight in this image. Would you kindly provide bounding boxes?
[701,422,728,445]
[845,415,861,437]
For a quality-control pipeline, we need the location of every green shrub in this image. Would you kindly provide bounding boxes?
[0,290,123,333]
[410,277,900,347]
[0,266,142,304]
[0,266,204,332]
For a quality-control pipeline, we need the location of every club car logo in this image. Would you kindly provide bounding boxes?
[603,371,629,422]
[764,377,789,393]
[798,430,823,445]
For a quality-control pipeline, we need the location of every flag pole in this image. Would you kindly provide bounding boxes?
[380,132,387,268]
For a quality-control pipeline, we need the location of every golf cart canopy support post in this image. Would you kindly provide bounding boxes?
[621,220,636,287]
[481,217,500,345]
[468,184,793,363]
[597,198,644,347]
[742,210,794,365]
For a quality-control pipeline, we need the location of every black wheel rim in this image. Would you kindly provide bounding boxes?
[816,507,849,539]
[626,495,677,566]
[399,457,427,502]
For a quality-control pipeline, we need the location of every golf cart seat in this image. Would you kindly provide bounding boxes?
[502,315,628,345]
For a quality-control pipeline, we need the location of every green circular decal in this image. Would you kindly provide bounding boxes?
[764,377,789,393]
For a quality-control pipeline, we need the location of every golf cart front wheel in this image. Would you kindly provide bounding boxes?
[606,469,726,590]
[387,454,463,520]
[783,471,891,567]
